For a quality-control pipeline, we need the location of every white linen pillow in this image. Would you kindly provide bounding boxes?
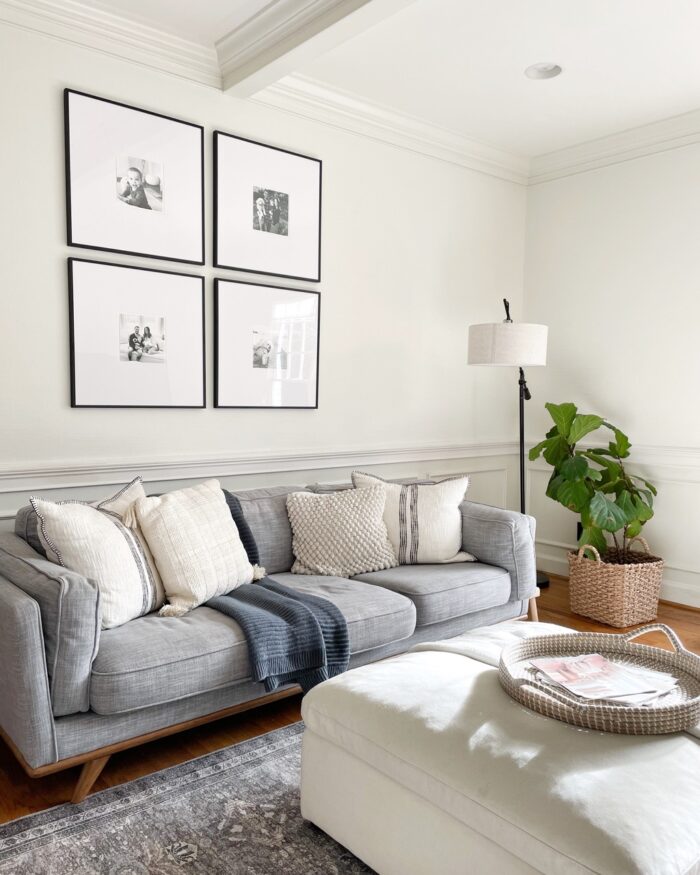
[287,484,397,577]
[30,477,165,629]
[351,472,475,564]
[134,479,262,617]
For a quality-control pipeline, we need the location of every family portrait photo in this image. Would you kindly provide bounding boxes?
[119,314,166,364]
[252,327,289,370]
[116,156,163,211]
[252,187,288,236]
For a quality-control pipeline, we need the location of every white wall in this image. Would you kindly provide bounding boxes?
[525,147,700,606]
[0,25,526,521]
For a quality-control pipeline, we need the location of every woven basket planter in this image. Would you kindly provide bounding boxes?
[568,537,664,628]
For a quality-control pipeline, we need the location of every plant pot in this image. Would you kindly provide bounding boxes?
[568,537,664,628]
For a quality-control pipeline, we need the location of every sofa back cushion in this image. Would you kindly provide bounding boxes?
[136,479,258,617]
[231,486,308,574]
[0,532,100,716]
[27,478,165,630]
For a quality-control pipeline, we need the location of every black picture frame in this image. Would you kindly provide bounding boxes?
[64,89,205,265]
[214,277,320,409]
[213,131,322,282]
[68,257,206,409]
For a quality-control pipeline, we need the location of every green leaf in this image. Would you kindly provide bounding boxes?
[560,455,588,481]
[633,496,654,522]
[542,436,571,467]
[625,520,643,538]
[579,526,608,555]
[589,492,628,532]
[556,479,590,512]
[616,491,638,523]
[583,451,621,477]
[568,414,605,445]
[546,474,565,500]
[586,467,603,481]
[609,428,631,459]
[545,402,577,439]
[528,439,550,462]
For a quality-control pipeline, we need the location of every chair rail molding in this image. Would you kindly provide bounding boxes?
[0,441,519,495]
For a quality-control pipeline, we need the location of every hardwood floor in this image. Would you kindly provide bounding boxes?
[0,575,697,823]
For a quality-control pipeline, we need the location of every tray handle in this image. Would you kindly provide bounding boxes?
[510,676,586,710]
[621,623,687,653]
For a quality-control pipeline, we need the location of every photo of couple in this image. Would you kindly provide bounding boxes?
[119,314,166,364]
[252,187,289,236]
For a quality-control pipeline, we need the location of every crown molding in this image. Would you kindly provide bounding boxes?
[529,109,700,184]
[0,0,221,87]
[253,74,530,184]
[0,441,519,495]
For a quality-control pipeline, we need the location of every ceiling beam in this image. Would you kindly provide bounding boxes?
[216,0,416,98]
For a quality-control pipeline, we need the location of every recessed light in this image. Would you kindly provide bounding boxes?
[524,63,562,80]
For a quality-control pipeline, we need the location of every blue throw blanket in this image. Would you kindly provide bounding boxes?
[207,578,350,693]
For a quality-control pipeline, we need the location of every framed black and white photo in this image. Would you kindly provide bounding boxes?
[69,258,205,408]
[214,131,322,282]
[215,279,320,408]
[65,90,204,264]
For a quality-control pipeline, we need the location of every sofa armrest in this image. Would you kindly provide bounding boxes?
[460,501,537,601]
[0,533,100,717]
[0,575,58,769]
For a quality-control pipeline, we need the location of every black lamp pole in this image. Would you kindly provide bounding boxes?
[503,298,548,588]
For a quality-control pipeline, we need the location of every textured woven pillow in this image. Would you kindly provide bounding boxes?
[286,484,397,577]
[135,479,263,617]
[351,472,475,564]
[29,477,164,629]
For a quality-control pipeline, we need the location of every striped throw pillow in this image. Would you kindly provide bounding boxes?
[29,477,164,629]
[351,472,475,565]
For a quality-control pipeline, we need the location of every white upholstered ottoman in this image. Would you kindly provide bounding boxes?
[300,622,700,875]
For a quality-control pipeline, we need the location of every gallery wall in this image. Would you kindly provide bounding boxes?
[0,24,526,523]
[525,146,700,606]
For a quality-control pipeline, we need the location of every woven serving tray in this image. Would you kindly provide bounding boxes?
[498,625,700,734]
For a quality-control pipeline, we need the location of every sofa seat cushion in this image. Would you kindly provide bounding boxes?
[269,573,416,654]
[90,606,251,715]
[353,562,511,626]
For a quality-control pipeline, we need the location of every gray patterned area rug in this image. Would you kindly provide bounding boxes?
[0,723,374,874]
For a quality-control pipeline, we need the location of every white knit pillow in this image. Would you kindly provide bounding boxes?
[351,472,475,564]
[135,479,262,617]
[287,484,397,577]
[30,477,165,629]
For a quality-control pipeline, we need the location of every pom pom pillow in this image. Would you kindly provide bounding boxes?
[351,472,474,564]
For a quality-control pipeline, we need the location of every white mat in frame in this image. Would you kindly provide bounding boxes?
[214,278,320,409]
[69,258,205,408]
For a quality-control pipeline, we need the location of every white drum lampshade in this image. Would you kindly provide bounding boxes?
[468,322,548,366]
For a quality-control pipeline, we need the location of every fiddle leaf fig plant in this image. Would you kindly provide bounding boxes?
[529,402,657,562]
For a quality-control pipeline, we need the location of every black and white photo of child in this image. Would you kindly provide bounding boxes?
[252,187,288,236]
[116,157,163,211]
[252,328,288,370]
[120,314,166,363]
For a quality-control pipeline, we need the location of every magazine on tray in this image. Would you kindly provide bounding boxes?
[531,653,678,705]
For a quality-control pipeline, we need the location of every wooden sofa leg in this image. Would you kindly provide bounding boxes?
[528,596,539,622]
[71,755,110,803]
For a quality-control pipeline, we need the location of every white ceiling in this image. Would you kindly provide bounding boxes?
[15,0,700,158]
[295,0,700,156]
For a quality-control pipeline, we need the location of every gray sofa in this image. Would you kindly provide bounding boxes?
[0,481,538,803]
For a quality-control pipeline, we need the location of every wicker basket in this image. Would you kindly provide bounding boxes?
[568,537,663,628]
[499,624,700,735]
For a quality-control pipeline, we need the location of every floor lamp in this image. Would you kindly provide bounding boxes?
[468,299,550,587]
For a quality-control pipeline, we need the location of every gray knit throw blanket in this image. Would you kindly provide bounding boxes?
[207,578,350,693]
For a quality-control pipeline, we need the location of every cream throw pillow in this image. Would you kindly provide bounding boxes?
[135,479,262,617]
[351,472,475,564]
[287,484,397,577]
[30,477,165,629]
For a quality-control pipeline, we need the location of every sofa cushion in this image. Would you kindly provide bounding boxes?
[232,486,307,574]
[91,575,416,715]
[269,573,416,654]
[353,563,511,626]
[90,606,251,715]
[0,532,100,716]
